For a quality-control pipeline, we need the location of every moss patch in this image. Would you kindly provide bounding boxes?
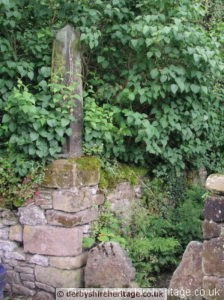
[69,156,101,186]
[69,156,101,172]
[99,163,147,190]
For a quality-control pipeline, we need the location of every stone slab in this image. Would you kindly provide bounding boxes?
[19,204,47,225]
[9,224,23,242]
[11,284,35,296]
[49,253,88,269]
[204,196,224,223]
[203,220,221,239]
[0,240,17,251]
[2,210,18,225]
[203,238,224,276]
[0,228,8,240]
[24,225,83,256]
[46,208,98,227]
[6,270,21,284]
[52,189,99,212]
[35,266,83,288]
[28,254,49,266]
[43,158,100,188]
[43,159,77,188]
[4,248,26,261]
[35,281,55,293]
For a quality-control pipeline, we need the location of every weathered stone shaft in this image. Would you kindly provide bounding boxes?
[52,24,83,157]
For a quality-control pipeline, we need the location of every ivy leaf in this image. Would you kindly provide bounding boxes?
[190,84,200,94]
[175,78,185,92]
[47,119,57,127]
[83,237,95,249]
[66,128,72,136]
[61,119,70,127]
[143,25,149,35]
[55,128,64,137]
[2,114,10,123]
[30,132,39,141]
[160,75,167,83]
[131,39,138,48]
[171,84,178,94]
[150,68,159,79]
[27,71,34,80]
[28,145,36,155]
[40,67,51,78]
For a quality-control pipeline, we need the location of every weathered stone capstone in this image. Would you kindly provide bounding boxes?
[206,174,224,194]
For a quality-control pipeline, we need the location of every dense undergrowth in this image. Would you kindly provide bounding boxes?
[83,171,206,287]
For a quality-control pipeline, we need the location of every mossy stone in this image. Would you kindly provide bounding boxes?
[69,156,101,186]
[99,163,147,190]
[43,157,101,188]
[43,159,77,188]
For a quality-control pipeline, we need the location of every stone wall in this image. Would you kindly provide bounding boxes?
[169,174,224,300]
[0,158,140,299]
[202,175,224,300]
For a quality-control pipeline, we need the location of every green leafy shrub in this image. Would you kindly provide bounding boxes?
[0,80,74,159]
[81,0,224,173]
[0,153,45,208]
[99,159,147,190]
[83,201,127,249]
[171,185,205,247]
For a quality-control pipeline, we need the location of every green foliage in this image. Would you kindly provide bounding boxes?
[0,153,45,208]
[99,160,147,190]
[0,0,223,173]
[171,184,205,247]
[84,177,205,287]
[126,204,180,286]
[81,0,224,172]
[1,80,74,159]
[129,181,205,286]
[83,201,127,249]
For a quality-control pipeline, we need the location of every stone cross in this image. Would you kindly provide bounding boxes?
[52,24,83,157]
